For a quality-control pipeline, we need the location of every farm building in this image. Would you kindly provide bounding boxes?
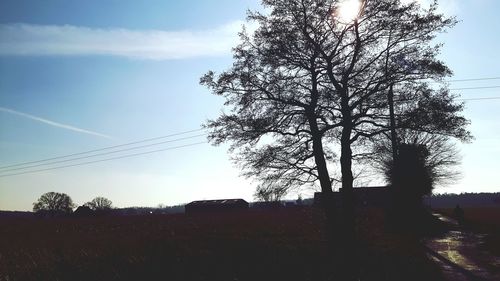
[73,206,94,217]
[185,199,249,214]
[251,201,283,209]
[353,186,389,207]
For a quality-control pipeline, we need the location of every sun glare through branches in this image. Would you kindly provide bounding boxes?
[336,0,362,23]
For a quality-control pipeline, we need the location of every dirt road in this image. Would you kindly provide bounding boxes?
[424,213,500,281]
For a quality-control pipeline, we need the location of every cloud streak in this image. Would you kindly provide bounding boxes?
[0,107,113,139]
[0,21,247,60]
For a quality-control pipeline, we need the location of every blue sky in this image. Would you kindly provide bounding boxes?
[0,0,499,211]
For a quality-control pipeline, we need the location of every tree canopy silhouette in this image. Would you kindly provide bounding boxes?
[85,197,113,211]
[33,192,75,216]
[202,0,469,202]
[201,0,471,276]
[386,143,433,199]
[254,184,287,202]
[202,1,470,278]
[371,130,462,187]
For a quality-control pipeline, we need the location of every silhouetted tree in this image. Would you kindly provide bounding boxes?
[369,133,463,231]
[385,143,433,202]
[85,197,113,211]
[202,1,470,279]
[202,0,469,201]
[33,192,75,216]
[371,130,462,186]
[296,195,303,206]
[254,184,287,202]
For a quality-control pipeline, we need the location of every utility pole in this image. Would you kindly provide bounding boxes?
[388,83,398,160]
[385,29,398,161]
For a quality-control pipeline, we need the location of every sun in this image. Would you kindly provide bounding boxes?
[336,0,362,23]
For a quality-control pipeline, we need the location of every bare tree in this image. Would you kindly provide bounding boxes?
[202,0,468,206]
[371,130,462,186]
[85,197,113,211]
[202,1,470,278]
[33,192,75,216]
[254,184,287,202]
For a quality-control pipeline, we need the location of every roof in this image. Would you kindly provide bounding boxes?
[186,199,248,206]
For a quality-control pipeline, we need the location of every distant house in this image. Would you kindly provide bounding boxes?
[0,211,35,219]
[314,186,389,207]
[185,199,249,214]
[73,206,94,217]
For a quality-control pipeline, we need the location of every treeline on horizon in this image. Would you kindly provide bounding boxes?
[425,192,500,208]
[2,192,499,218]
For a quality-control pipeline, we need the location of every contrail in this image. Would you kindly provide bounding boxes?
[0,107,113,139]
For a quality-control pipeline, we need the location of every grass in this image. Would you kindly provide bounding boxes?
[0,207,444,281]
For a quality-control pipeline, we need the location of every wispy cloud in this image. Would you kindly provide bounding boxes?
[0,107,113,139]
[0,21,248,60]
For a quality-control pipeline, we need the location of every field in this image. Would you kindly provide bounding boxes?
[0,207,443,281]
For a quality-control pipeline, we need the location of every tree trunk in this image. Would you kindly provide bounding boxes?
[340,96,354,218]
[305,109,332,194]
[307,113,337,258]
[339,95,358,281]
[340,113,355,241]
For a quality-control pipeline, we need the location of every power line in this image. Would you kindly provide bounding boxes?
[0,142,207,178]
[0,134,207,173]
[458,97,500,101]
[446,77,500,83]
[392,96,500,103]
[0,128,205,170]
[429,76,500,84]
[449,86,500,91]
[1,82,497,174]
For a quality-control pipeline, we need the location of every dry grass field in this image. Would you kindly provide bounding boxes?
[0,207,443,281]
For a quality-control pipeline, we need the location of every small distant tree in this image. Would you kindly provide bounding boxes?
[85,197,113,211]
[296,195,303,206]
[33,192,75,216]
[254,184,287,202]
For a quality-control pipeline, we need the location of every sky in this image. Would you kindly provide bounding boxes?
[0,0,499,211]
